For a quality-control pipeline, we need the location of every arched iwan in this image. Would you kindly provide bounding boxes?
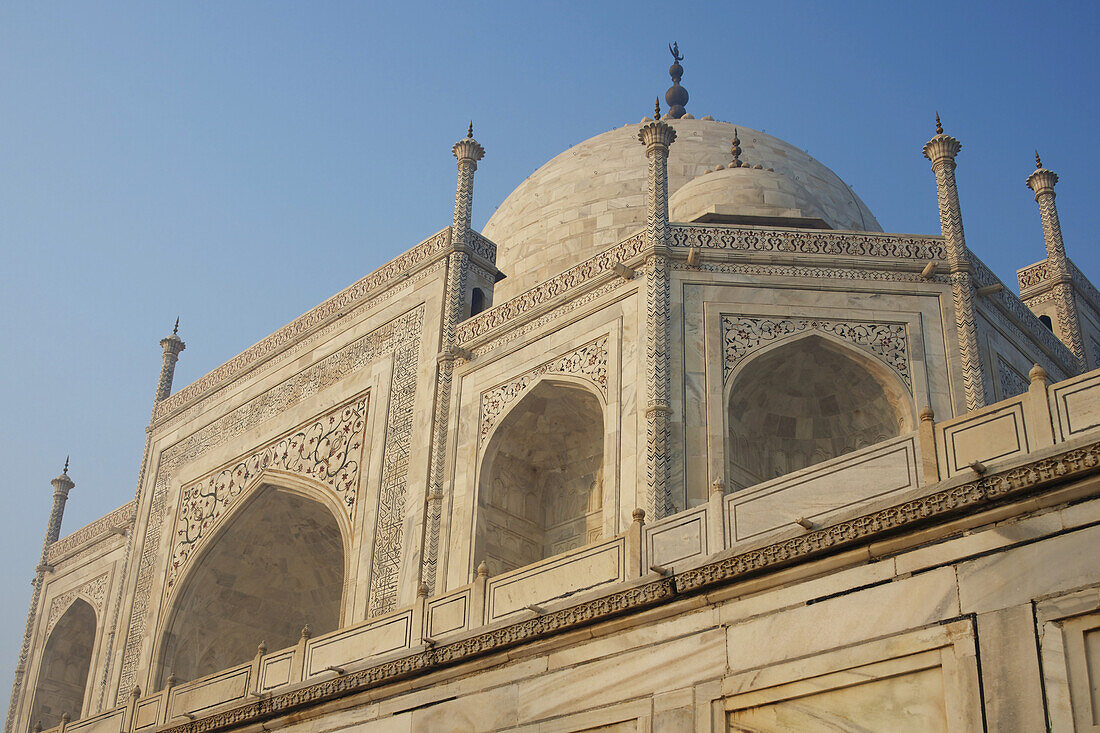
[153,475,348,688]
[30,598,96,730]
[476,377,606,575]
[726,332,915,490]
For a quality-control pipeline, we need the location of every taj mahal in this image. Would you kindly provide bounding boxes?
[7,46,1100,732]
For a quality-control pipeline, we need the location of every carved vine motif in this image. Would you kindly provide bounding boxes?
[47,500,136,564]
[721,315,911,390]
[167,395,369,593]
[997,357,1029,400]
[1018,261,1050,292]
[46,573,109,636]
[479,337,609,446]
[669,225,946,260]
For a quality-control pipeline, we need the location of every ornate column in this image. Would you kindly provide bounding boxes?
[923,115,986,411]
[421,123,484,593]
[639,112,676,518]
[154,319,185,403]
[6,462,75,733]
[1027,154,1085,368]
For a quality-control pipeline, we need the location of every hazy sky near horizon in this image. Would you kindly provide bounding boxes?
[2,0,1098,703]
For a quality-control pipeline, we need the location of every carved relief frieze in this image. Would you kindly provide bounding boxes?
[479,336,609,447]
[721,315,911,390]
[669,225,947,260]
[167,395,369,593]
[116,305,424,704]
[970,254,1075,377]
[457,232,648,343]
[46,572,109,636]
[47,501,136,565]
[997,357,1029,399]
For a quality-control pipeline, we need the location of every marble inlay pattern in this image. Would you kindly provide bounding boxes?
[46,573,109,636]
[167,395,369,593]
[479,337,609,447]
[721,315,910,390]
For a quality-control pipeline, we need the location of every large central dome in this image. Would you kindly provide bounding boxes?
[483,118,881,301]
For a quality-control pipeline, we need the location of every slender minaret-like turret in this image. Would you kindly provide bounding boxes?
[639,102,677,518]
[154,318,185,403]
[1026,153,1085,368]
[419,123,486,596]
[6,461,76,733]
[923,114,987,411]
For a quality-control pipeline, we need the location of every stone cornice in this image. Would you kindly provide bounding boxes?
[457,225,948,347]
[150,227,456,429]
[146,437,1100,733]
[46,500,136,565]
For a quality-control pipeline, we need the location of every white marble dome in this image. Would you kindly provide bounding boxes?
[483,118,881,300]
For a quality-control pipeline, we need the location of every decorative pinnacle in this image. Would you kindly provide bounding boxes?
[173,317,179,335]
[654,98,661,120]
[452,122,485,163]
[935,112,943,135]
[1035,150,1043,169]
[730,129,743,167]
[664,42,688,118]
[63,456,69,475]
[467,121,473,139]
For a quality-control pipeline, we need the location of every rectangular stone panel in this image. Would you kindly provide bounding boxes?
[65,709,126,733]
[305,610,411,677]
[726,435,918,542]
[485,538,625,622]
[259,650,294,691]
[1052,371,1100,441]
[644,505,708,568]
[132,697,161,731]
[167,665,250,720]
[940,402,1027,477]
[426,589,471,638]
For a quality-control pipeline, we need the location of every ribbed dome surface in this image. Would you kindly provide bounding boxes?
[483,119,881,301]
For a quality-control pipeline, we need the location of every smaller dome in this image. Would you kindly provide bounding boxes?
[669,166,830,228]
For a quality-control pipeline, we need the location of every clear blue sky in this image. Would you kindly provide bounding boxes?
[2,1,1098,700]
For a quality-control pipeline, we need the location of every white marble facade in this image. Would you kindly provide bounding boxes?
[9,110,1100,733]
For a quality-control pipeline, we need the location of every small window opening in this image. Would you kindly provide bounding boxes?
[470,288,487,317]
[1039,314,1054,331]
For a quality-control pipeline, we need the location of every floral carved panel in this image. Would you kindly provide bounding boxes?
[166,394,369,593]
[479,336,609,447]
[721,315,911,390]
[46,572,110,636]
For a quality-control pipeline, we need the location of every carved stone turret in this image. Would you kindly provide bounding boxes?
[6,461,76,733]
[154,319,186,403]
[639,114,677,519]
[1025,153,1085,367]
[421,123,487,594]
[924,114,986,411]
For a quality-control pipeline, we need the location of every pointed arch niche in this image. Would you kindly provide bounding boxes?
[726,333,915,489]
[154,482,347,687]
[30,598,96,730]
[477,378,607,575]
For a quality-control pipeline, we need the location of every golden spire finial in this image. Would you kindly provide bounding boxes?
[63,456,69,474]
[173,316,179,335]
[730,128,743,167]
[1035,150,1043,169]
[654,98,661,120]
[467,121,473,139]
[935,112,943,135]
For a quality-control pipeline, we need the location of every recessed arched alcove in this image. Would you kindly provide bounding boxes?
[727,335,913,489]
[478,380,605,575]
[155,487,345,687]
[30,598,96,730]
